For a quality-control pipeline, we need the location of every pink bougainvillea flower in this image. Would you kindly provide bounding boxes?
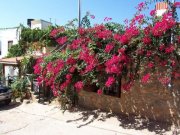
[37,77,43,85]
[105,76,115,87]
[143,26,152,35]
[84,64,95,73]
[69,66,76,73]
[173,72,180,79]
[152,22,165,37]
[159,44,165,51]
[132,14,144,24]
[141,73,151,84]
[52,90,58,97]
[152,12,176,37]
[143,36,152,45]
[136,2,145,11]
[66,74,72,80]
[119,35,130,45]
[174,2,180,8]
[90,15,95,19]
[97,30,112,39]
[146,51,152,57]
[104,17,112,22]
[97,89,103,95]
[165,45,175,54]
[122,81,133,91]
[50,29,59,38]
[147,62,154,68]
[118,48,126,55]
[171,59,176,67]
[124,19,129,25]
[150,9,156,16]
[60,81,69,91]
[160,60,167,67]
[50,27,65,38]
[78,28,86,35]
[126,26,140,37]
[33,64,42,75]
[114,34,121,41]
[105,55,121,74]
[158,77,170,85]
[56,36,67,45]
[74,81,84,91]
[69,39,82,50]
[105,43,114,53]
[66,56,76,65]
[177,36,180,44]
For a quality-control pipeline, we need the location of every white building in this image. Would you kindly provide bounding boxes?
[0,27,21,59]
[0,19,52,85]
[28,19,52,30]
[156,2,168,16]
[0,19,52,59]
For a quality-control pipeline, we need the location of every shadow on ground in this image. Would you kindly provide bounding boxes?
[66,107,173,134]
[0,101,21,111]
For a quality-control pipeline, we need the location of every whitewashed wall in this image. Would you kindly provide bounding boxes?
[31,23,42,29]
[156,9,167,16]
[0,27,20,58]
[41,21,52,29]
[31,20,52,30]
[0,27,20,84]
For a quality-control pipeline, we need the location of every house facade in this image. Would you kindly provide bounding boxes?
[0,27,21,59]
[0,19,52,84]
[156,2,168,16]
[30,19,52,30]
[0,27,21,81]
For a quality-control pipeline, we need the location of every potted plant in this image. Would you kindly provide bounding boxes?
[11,77,29,102]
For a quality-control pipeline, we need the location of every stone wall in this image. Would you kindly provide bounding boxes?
[79,79,180,125]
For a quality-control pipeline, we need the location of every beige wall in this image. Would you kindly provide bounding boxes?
[79,79,180,125]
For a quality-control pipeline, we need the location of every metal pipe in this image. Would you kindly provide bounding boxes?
[78,0,81,28]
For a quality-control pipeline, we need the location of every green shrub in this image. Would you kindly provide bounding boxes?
[7,44,24,58]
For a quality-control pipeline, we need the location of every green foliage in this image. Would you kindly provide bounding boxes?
[20,26,52,43]
[19,26,56,54]
[21,56,36,75]
[11,77,28,99]
[81,14,91,28]
[7,44,24,58]
[105,22,125,34]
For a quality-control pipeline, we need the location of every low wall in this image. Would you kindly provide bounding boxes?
[79,79,180,125]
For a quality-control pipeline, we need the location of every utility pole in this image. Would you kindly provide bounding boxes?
[168,0,176,89]
[78,0,81,28]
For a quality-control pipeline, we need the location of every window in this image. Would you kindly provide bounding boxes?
[8,41,13,51]
[84,82,122,98]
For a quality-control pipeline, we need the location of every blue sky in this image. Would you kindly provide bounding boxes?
[0,0,178,28]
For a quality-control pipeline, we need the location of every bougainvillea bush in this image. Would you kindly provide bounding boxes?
[34,1,180,107]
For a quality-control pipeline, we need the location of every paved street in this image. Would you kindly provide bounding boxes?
[0,101,176,135]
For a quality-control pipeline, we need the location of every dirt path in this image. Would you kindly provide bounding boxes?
[0,101,177,135]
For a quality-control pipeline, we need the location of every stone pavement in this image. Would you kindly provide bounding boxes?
[0,101,178,135]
